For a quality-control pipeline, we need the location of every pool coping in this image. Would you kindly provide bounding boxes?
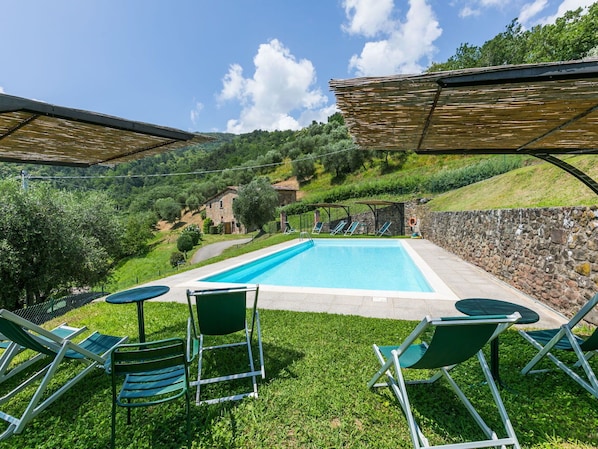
[121,237,568,329]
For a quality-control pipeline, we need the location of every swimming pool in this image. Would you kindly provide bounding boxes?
[198,239,457,300]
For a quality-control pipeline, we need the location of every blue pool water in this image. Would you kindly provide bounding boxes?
[200,239,433,292]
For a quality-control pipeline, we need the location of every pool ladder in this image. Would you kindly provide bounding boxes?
[299,231,312,242]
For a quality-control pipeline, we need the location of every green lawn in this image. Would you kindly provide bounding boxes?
[1,302,597,448]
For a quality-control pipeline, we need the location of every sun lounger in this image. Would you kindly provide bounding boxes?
[330,220,347,235]
[520,293,598,398]
[375,221,391,236]
[344,221,359,236]
[0,309,127,440]
[368,313,521,448]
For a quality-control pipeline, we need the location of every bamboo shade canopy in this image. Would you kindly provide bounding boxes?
[329,59,598,155]
[0,93,212,167]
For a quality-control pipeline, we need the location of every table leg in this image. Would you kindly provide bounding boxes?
[136,301,146,343]
[490,337,500,384]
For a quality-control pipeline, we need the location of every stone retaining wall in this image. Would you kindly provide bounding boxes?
[419,205,598,322]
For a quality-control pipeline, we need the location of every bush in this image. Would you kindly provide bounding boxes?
[169,251,185,268]
[202,217,213,234]
[182,224,201,246]
[176,234,193,254]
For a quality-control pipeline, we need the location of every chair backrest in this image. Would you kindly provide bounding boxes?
[408,322,498,369]
[580,327,598,351]
[112,338,187,377]
[187,287,258,336]
[404,315,519,370]
[0,314,56,357]
[567,293,598,329]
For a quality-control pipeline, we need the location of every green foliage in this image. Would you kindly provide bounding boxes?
[291,156,316,181]
[182,224,202,246]
[202,217,213,234]
[0,180,124,308]
[284,156,523,215]
[121,211,157,257]
[154,197,181,223]
[233,177,279,231]
[176,233,194,254]
[169,251,185,267]
[425,156,523,193]
[186,194,201,212]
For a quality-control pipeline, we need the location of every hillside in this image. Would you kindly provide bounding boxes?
[428,155,598,211]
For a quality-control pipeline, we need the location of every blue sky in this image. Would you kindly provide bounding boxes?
[1,1,594,134]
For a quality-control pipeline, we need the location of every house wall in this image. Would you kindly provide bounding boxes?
[205,189,245,234]
[417,205,598,323]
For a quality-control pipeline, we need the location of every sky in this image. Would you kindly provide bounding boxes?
[1,0,595,135]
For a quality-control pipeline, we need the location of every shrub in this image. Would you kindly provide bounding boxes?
[176,234,193,254]
[182,224,201,246]
[202,217,213,234]
[169,251,185,268]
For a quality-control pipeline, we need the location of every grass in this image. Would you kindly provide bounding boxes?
[429,155,598,211]
[104,232,292,293]
[2,302,598,448]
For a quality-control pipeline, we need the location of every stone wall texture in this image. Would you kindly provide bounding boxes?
[419,205,598,322]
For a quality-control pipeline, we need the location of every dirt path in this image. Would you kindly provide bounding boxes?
[190,238,252,264]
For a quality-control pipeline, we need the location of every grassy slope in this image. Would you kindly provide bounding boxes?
[282,153,598,212]
[428,155,598,211]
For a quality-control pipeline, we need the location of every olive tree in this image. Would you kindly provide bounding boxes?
[232,177,278,234]
[0,180,125,309]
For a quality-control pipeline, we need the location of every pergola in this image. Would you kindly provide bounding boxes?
[308,203,351,226]
[355,200,404,234]
[329,59,598,194]
[0,93,212,167]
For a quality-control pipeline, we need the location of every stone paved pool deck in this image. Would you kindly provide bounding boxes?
[131,238,567,329]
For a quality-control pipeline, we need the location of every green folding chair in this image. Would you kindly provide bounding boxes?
[520,293,598,398]
[186,286,264,405]
[0,309,128,441]
[0,322,87,382]
[111,338,191,448]
[368,313,521,449]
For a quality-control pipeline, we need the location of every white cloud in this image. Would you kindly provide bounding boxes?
[218,39,331,133]
[342,0,396,36]
[518,0,549,25]
[459,6,481,18]
[480,0,505,6]
[190,101,204,128]
[531,0,595,26]
[0,86,4,93]
[346,0,442,76]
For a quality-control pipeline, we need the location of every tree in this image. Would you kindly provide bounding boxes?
[0,180,126,309]
[186,194,201,213]
[155,197,181,223]
[176,234,194,257]
[292,156,316,182]
[232,177,278,234]
[122,211,156,256]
